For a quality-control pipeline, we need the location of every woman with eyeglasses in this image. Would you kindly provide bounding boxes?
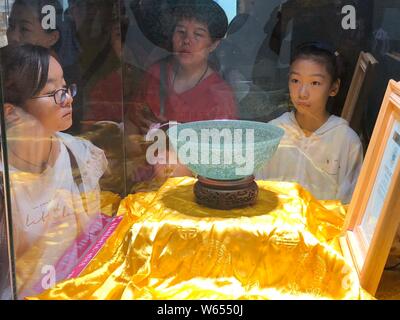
[0,44,108,298]
[6,0,85,134]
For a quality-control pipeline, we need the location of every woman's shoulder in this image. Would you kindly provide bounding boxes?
[147,56,174,76]
[57,132,108,178]
[57,133,106,161]
[147,62,161,74]
[207,71,231,86]
[268,112,292,126]
[204,71,236,98]
[57,132,91,147]
[325,115,362,144]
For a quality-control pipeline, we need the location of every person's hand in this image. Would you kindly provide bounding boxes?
[129,103,167,135]
[153,148,193,180]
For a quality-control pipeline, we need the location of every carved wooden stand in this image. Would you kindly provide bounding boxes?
[194,175,258,210]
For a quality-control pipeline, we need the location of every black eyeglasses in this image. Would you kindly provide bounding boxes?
[31,84,77,105]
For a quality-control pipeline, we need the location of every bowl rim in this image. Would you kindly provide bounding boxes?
[166,119,284,149]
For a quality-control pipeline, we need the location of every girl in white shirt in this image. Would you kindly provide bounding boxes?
[256,42,363,204]
[0,44,108,298]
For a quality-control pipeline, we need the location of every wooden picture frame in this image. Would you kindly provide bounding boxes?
[340,80,400,295]
[341,51,378,135]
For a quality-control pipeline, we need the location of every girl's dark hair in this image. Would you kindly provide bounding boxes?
[291,41,344,82]
[171,0,228,41]
[0,44,50,107]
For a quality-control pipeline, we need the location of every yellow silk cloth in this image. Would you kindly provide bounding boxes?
[16,191,121,297]
[29,177,372,300]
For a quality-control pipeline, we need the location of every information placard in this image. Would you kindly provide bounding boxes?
[341,80,400,295]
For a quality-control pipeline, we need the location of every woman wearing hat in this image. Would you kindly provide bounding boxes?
[129,0,238,133]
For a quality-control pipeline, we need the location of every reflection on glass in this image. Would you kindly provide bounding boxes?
[126,0,238,190]
[128,0,237,129]
[0,0,399,300]
[361,120,400,245]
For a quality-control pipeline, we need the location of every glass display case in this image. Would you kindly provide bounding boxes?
[0,0,399,300]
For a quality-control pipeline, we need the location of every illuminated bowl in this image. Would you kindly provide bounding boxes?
[166,120,284,180]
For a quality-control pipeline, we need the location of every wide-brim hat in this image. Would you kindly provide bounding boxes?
[130,0,228,51]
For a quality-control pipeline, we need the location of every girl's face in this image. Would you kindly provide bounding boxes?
[7,4,59,48]
[23,56,73,134]
[172,18,218,68]
[289,58,340,117]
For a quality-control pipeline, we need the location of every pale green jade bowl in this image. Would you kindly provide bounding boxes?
[166,120,284,181]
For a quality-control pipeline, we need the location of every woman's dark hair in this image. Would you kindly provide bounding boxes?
[290,41,344,82]
[171,0,228,41]
[0,44,50,107]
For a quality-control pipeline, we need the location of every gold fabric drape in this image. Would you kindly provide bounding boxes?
[14,191,120,297]
[29,177,372,300]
